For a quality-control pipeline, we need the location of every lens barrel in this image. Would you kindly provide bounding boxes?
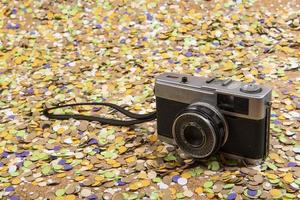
[172,102,228,158]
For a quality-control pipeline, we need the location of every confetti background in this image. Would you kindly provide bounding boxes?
[0,0,300,199]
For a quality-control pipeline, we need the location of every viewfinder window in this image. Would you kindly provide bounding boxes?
[217,94,249,115]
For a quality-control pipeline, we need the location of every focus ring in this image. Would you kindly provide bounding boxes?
[172,103,228,159]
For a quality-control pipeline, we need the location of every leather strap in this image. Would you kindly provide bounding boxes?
[42,102,156,126]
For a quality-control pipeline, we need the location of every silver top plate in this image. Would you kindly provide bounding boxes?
[155,73,272,120]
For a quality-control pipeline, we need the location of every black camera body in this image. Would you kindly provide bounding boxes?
[155,73,272,164]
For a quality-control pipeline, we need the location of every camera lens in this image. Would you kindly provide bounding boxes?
[172,102,228,159]
[183,123,206,147]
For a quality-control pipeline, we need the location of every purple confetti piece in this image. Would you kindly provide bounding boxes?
[172,175,180,183]
[146,13,153,21]
[43,63,50,68]
[92,107,101,112]
[2,151,9,158]
[185,52,193,57]
[87,194,98,200]
[53,146,61,151]
[117,180,126,186]
[273,120,281,125]
[9,195,20,200]
[12,8,17,14]
[58,159,66,165]
[7,23,20,29]
[5,186,15,192]
[120,38,126,44]
[290,95,297,99]
[247,189,257,196]
[8,115,15,119]
[95,24,102,29]
[195,68,201,73]
[168,59,174,64]
[227,192,237,200]
[26,88,34,95]
[88,138,98,145]
[287,162,297,167]
[0,162,4,167]
[93,148,101,153]
[64,164,73,171]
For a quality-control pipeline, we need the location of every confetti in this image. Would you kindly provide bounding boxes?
[0,0,299,199]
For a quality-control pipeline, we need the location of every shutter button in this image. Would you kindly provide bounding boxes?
[181,77,188,83]
[240,83,262,93]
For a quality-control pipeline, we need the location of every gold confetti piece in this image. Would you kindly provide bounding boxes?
[195,187,203,194]
[65,195,76,200]
[266,173,278,179]
[148,134,157,142]
[181,172,192,179]
[74,176,85,182]
[283,173,294,183]
[125,156,136,163]
[56,173,67,178]
[270,189,282,198]
[118,146,127,154]
[11,178,21,185]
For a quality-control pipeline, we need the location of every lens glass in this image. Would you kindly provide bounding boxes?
[183,125,205,147]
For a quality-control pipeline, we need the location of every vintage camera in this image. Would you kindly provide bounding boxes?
[154,73,272,164]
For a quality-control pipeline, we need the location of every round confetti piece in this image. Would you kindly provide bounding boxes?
[9,195,20,200]
[65,195,76,200]
[55,189,65,197]
[270,189,283,199]
[195,187,203,194]
[227,192,237,200]
[203,181,214,188]
[104,171,115,178]
[176,192,185,199]
[11,178,21,185]
[183,190,193,197]
[81,188,92,198]
[177,177,187,185]
[172,175,180,183]
[283,173,294,183]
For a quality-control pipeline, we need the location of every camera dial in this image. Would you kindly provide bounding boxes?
[172,102,228,158]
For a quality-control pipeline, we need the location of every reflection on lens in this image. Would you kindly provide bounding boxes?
[183,125,205,147]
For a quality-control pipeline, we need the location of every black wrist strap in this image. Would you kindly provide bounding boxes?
[42,102,157,126]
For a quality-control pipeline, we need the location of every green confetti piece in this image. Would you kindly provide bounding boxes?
[150,191,159,200]
[284,193,296,199]
[208,161,220,171]
[42,165,52,175]
[104,171,115,178]
[203,181,214,188]
[101,151,116,159]
[176,192,185,199]
[10,172,20,177]
[223,183,234,189]
[164,153,177,161]
[55,189,65,197]
[266,162,278,170]
[53,164,63,171]
[152,177,162,183]
[190,167,204,177]
[23,160,33,168]
[269,179,280,184]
